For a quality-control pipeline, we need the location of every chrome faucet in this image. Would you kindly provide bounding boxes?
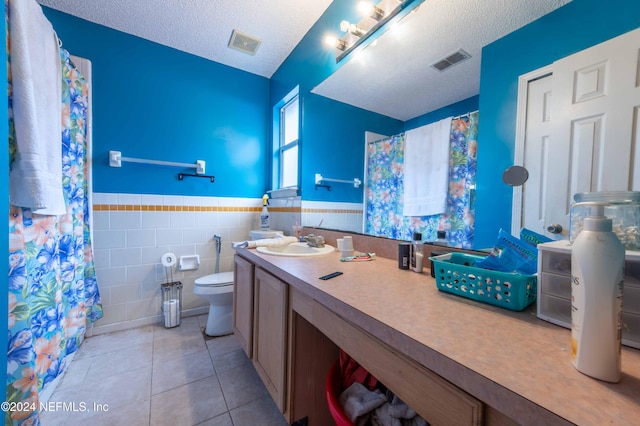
[304,234,325,248]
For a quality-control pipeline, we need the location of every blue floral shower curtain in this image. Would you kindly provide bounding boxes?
[365,112,478,248]
[7,46,103,424]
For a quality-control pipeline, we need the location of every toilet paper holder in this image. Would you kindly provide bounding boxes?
[178,255,200,271]
[161,281,182,328]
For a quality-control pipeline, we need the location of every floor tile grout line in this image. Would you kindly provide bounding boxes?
[47,315,284,426]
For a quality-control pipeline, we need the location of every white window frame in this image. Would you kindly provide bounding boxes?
[277,94,299,189]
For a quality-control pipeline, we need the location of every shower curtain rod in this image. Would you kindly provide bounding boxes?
[367,109,479,145]
[453,110,479,119]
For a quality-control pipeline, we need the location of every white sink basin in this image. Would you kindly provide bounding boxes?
[256,242,335,257]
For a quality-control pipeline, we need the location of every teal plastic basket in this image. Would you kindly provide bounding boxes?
[429,252,537,311]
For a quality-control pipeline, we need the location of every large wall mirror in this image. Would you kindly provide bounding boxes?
[302,0,572,245]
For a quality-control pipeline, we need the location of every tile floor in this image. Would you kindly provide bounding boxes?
[40,315,290,426]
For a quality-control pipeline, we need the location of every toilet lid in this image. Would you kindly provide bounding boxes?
[195,271,234,287]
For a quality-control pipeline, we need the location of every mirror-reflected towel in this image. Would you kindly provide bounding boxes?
[402,117,452,217]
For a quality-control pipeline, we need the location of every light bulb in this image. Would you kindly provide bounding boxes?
[358,1,384,21]
[358,1,373,15]
[324,35,338,47]
[324,35,347,51]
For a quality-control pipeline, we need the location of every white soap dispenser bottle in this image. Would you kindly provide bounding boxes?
[571,203,624,382]
[260,194,270,231]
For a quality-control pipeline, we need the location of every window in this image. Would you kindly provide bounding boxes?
[277,93,299,189]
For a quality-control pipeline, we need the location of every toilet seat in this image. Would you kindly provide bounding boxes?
[194,271,234,287]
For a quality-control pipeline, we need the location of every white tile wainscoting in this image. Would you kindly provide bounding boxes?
[90,193,264,336]
[301,200,363,233]
[89,193,363,336]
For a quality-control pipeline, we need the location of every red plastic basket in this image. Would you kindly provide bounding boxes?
[325,360,354,426]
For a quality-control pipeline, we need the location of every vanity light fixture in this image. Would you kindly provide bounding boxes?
[327,0,424,63]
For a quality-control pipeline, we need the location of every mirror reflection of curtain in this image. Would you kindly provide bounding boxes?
[364,112,478,248]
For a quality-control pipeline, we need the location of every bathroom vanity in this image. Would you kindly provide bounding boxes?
[233,247,640,425]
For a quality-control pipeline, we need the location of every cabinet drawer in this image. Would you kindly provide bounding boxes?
[540,250,571,275]
[625,260,640,285]
[537,293,571,328]
[624,284,640,314]
[622,312,640,348]
[539,272,571,299]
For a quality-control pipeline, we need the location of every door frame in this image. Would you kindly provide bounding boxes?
[511,64,553,235]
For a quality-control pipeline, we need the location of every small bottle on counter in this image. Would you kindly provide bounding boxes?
[398,243,410,270]
[433,230,448,246]
[571,203,624,382]
[413,251,424,273]
[410,232,423,269]
[260,194,270,231]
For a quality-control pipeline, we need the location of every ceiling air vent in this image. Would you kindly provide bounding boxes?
[228,29,262,56]
[431,49,471,72]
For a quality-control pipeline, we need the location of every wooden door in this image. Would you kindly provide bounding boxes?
[518,27,640,237]
[253,267,288,413]
[521,74,553,236]
[233,255,254,358]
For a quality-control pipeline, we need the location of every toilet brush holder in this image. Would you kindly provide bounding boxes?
[161,281,183,328]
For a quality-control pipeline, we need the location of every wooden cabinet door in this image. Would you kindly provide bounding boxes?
[253,267,288,413]
[233,255,254,358]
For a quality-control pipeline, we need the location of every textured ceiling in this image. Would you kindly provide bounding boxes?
[313,0,572,121]
[37,0,571,121]
[37,0,333,78]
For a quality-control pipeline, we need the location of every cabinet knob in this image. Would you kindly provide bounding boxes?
[546,224,563,234]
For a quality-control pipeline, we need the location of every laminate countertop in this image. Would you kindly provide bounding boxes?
[237,248,640,425]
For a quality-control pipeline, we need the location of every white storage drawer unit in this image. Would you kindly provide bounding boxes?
[537,240,640,349]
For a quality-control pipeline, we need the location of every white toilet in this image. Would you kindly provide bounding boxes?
[194,271,235,336]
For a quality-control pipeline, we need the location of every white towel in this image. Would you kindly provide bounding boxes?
[232,236,298,249]
[339,382,387,424]
[9,0,66,215]
[402,117,452,217]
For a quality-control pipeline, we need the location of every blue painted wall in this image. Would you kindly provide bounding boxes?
[302,94,402,202]
[474,0,640,248]
[270,0,403,203]
[42,8,270,198]
[40,0,640,243]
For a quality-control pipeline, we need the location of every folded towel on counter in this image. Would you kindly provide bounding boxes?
[402,117,452,217]
[232,236,298,249]
[340,382,388,425]
[9,0,66,215]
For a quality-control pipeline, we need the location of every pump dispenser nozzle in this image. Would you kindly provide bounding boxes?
[262,194,269,206]
[583,203,611,232]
